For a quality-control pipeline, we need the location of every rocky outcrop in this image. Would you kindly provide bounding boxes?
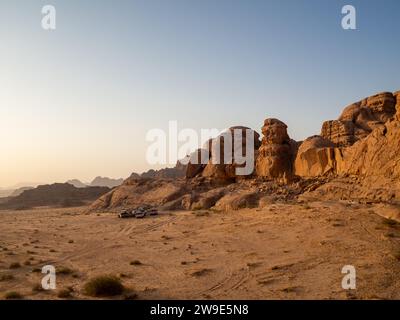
[89,89,400,212]
[321,92,396,147]
[296,90,399,180]
[255,119,295,180]
[321,120,356,147]
[340,119,400,179]
[365,92,396,121]
[297,90,400,202]
[91,178,188,211]
[185,126,260,180]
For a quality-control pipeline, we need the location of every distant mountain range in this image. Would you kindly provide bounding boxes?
[1,177,123,199]
[0,186,35,198]
[66,177,124,188]
[0,183,110,209]
[66,179,88,188]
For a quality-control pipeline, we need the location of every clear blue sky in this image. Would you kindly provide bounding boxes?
[0,0,399,186]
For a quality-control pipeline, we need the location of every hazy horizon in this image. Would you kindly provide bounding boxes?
[0,176,126,190]
[1,0,400,187]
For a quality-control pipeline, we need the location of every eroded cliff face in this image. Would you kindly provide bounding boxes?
[294,91,400,180]
[321,92,396,147]
[340,114,400,179]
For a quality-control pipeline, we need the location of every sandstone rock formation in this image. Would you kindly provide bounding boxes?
[294,135,343,178]
[340,119,400,179]
[296,90,399,179]
[320,120,356,147]
[255,119,295,180]
[185,126,260,180]
[91,178,187,211]
[321,92,396,147]
[297,90,400,202]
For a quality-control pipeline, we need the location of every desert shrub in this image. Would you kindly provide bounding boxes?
[130,260,142,266]
[385,232,396,238]
[0,274,14,282]
[190,268,213,277]
[123,292,138,300]
[9,262,21,269]
[393,250,400,261]
[32,284,44,292]
[57,266,74,275]
[383,219,399,227]
[191,203,203,211]
[4,291,23,300]
[57,289,72,299]
[83,275,124,297]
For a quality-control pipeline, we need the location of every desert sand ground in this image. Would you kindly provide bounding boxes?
[1,202,400,300]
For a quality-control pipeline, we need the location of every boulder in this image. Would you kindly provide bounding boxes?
[214,191,259,211]
[190,188,226,210]
[294,136,344,178]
